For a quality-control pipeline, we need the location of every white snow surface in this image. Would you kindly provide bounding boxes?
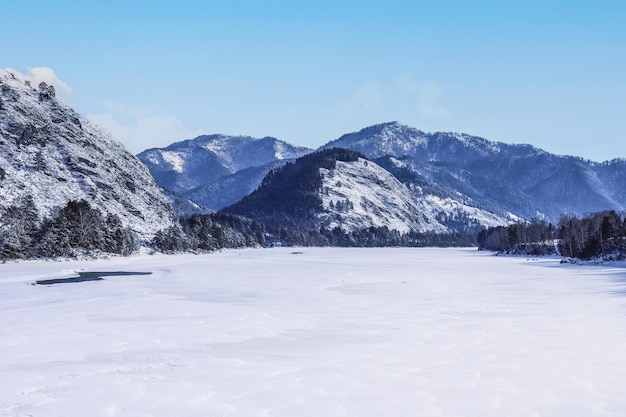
[2,247,626,416]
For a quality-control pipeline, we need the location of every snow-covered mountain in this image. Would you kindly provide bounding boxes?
[0,69,176,235]
[134,120,626,233]
[137,135,311,210]
[223,148,509,234]
[323,122,626,222]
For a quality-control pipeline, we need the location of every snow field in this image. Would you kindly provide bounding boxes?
[1,248,626,416]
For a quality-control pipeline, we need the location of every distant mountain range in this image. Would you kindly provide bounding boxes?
[137,135,310,212]
[140,121,626,234]
[322,122,626,222]
[0,69,176,235]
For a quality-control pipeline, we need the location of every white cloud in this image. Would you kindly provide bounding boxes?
[88,101,200,154]
[4,67,73,102]
[393,76,452,119]
[337,76,452,120]
[339,82,385,113]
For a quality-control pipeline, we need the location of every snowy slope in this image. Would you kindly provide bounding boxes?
[0,70,176,235]
[324,121,509,162]
[319,158,447,233]
[225,149,510,233]
[319,158,513,233]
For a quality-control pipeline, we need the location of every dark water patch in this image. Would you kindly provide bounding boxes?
[36,271,152,285]
[36,276,104,285]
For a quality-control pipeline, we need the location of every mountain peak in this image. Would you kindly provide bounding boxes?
[323,122,429,159]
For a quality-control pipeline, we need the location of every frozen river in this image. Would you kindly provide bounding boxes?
[1,247,626,416]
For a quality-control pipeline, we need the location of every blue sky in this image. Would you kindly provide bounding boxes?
[3,1,625,160]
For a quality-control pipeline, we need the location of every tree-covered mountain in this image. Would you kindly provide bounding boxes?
[0,69,176,237]
[223,148,358,229]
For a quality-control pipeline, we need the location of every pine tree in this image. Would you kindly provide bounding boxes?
[0,196,40,259]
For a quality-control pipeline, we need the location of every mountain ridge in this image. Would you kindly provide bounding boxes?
[322,122,626,222]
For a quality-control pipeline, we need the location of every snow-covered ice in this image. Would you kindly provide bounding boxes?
[2,248,626,416]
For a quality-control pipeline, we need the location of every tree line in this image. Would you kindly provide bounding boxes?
[0,196,481,260]
[151,213,478,253]
[478,210,626,260]
[0,197,137,260]
[11,197,625,261]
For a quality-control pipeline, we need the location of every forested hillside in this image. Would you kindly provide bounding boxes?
[224,148,364,229]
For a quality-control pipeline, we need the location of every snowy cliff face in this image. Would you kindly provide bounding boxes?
[137,135,312,211]
[0,70,176,235]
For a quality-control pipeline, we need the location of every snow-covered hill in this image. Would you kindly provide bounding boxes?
[323,121,503,161]
[137,134,311,210]
[0,69,176,235]
[318,157,513,233]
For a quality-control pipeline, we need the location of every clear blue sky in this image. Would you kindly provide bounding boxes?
[3,1,625,160]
